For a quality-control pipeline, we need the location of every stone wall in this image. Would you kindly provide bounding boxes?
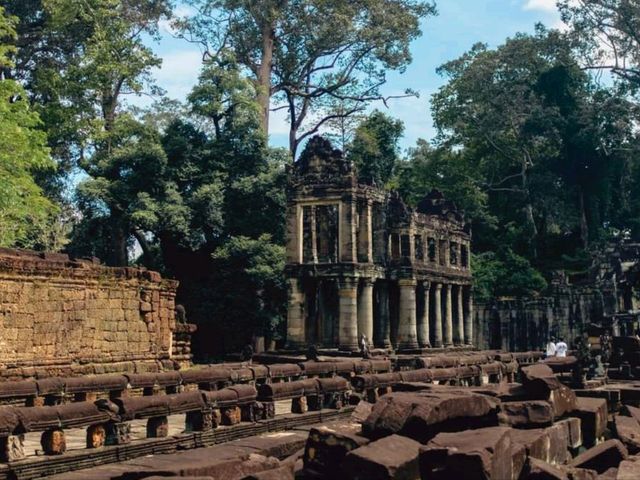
[0,249,179,379]
[473,285,610,352]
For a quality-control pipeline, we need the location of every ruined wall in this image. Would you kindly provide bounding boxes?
[473,285,610,352]
[0,249,179,378]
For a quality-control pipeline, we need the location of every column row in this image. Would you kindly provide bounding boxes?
[286,277,474,351]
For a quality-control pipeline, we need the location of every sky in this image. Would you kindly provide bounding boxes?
[146,0,564,152]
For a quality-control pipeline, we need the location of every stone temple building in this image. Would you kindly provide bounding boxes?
[285,138,473,352]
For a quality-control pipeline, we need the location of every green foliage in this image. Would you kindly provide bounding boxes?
[472,250,547,302]
[348,110,404,186]
[0,6,57,248]
[183,0,435,154]
[211,234,286,349]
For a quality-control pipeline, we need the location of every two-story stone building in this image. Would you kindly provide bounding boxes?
[285,137,473,352]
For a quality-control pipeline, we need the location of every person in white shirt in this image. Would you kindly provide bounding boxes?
[545,338,557,357]
[555,338,568,357]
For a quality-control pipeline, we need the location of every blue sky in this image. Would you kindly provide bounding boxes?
[147,0,563,151]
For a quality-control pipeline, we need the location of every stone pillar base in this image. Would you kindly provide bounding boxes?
[146,416,169,438]
[41,428,66,455]
[86,424,106,449]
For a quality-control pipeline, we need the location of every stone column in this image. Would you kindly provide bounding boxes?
[456,285,464,345]
[374,281,391,348]
[433,283,443,347]
[357,278,374,345]
[310,205,318,263]
[358,201,373,263]
[465,286,474,345]
[286,278,306,348]
[338,278,358,351]
[340,199,357,262]
[417,281,430,348]
[444,284,453,346]
[397,279,418,350]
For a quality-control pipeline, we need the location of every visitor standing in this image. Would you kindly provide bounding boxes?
[555,338,568,357]
[546,338,557,357]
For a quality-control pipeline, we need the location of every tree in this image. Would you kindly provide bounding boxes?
[0,6,57,248]
[182,0,435,156]
[348,110,404,186]
[559,0,640,88]
[431,27,637,262]
[42,0,171,265]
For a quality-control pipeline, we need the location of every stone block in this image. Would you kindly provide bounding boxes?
[544,421,571,465]
[521,364,577,418]
[499,400,554,428]
[362,391,500,443]
[186,410,214,432]
[419,426,522,480]
[570,439,628,474]
[241,463,295,480]
[86,424,106,449]
[613,414,640,454]
[105,421,131,445]
[571,397,607,447]
[342,434,421,480]
[523,458,569,480]
[146,415,169,438]
[303,424,369,478]
[221,406,241,426]
[40,428,66,455]
[510,428,550,462]
[616,456,640,480]
[292,396,308,414]
[0,434,25,462]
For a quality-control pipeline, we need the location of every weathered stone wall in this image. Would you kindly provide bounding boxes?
[0,249,179,378]
[473,285,610,352]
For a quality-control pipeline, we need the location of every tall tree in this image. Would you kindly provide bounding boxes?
[0,5,57,248]
[43,0,170,265]
[182,0,435,156]
[559,0,640,88]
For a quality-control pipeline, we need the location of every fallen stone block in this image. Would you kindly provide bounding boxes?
[498,401,553,428]
[303,424,369,477]
[544,421,571,465]
[570,439,628,474]
[613,414,640,454]
[616,455,640,480]
[510,428,550,462]
[520,364,577,418]
[599,467,618,480]
[351,401,373,423]
[419,426,523,480]
[571,397,607,447]
[240,463,294,480]
[362,391,500,443]
[342,434,421,480]
[522,458,569,480]
[555,417,582,451]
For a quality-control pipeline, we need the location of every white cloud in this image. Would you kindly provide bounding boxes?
[153,49,203,101]
[522,0,558,12]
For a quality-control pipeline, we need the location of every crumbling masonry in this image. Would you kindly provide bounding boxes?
[285,138,473,351]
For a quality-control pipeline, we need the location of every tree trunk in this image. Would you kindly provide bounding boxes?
[521,155,538,259]
[579,188,589,248]
[109,214,128,266]
[257,20,274,135]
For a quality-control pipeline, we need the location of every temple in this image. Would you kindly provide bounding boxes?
[284,137,473,352]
